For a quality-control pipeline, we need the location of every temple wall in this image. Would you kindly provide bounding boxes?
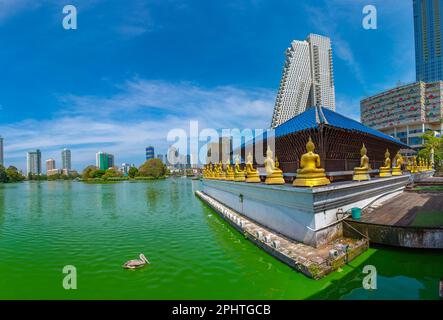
[201,175,410,247]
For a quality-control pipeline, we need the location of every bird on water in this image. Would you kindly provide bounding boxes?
[123,254,150,269]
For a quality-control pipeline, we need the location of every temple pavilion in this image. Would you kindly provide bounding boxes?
[239,106,411,181]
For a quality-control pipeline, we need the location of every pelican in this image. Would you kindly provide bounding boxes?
[123,254,150,269]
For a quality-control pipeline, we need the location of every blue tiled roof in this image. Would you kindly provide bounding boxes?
[274,107,410,148]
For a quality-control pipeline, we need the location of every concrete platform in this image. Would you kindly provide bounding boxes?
[344,191,443,249]
[201,175,409,247]
[196,191,368,279]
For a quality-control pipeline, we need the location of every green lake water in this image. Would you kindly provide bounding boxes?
[0,179,442,299]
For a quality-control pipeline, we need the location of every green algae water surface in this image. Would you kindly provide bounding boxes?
[0,179,442,299]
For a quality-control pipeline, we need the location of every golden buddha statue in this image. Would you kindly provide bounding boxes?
[379,149,392,177]
[419,158,425,172]
[264,146,285,185]
[225,160,235,181]
[218,161,226,180]
[245,152,261,183]
[406,158,412,171]
[353,144,370,181]
[293,137,330,187]
[233,156,246,182]
[392,151,403,176]
[203,164,207,178]
[213,162,220,179]
[411,156,418,173]
[210,163,216,179]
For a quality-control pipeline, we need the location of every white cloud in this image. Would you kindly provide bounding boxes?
[1,79,275,171]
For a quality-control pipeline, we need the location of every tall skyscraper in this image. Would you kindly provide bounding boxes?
[271,34,335,128]
[0,135,3,166]
[414,0,443,82]
[146,146,155,160]
[96,151,114,170]
[107,154,114,168]
[27,149,42,175]
[61,148,71,170]
[46,159,56,171]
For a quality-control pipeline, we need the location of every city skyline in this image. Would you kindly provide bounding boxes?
[0,1,416,171]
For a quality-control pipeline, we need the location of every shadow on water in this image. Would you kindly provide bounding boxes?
[308,244,443,300]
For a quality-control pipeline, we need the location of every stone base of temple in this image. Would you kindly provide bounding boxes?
[196,190,369,279]
[200,175,409,247]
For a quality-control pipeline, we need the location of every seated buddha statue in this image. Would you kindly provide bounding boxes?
[417,158,422,172]
[233,156,246,182]
[392,151,403,176]
[218,161,226,180]
[353,144,370,181]
[225,160,235,181]
[293,137,330,187]
[202,164,208,179]
[379,149,392,177]
[410,156,418,173]
[245,152,261,183]
[405,159,411,172]
[264,146,285,185]
[213,162,220,179]
[419,159,425,172]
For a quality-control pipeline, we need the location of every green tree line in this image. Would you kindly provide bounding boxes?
[81,158,168,181]
[0,165,26,183]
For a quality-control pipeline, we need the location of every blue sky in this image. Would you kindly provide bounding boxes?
[0,0,415,171]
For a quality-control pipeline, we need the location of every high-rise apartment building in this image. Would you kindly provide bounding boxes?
[46,159,60,176]
[271,34,335,128]
[0,135,3,166]
[96,151,114,170]
[414,0,443,82]
[46,159,56,171]
[146,146,155,160]
[27,149,42,175]
[360,81,443,149]
[61,148,71,170]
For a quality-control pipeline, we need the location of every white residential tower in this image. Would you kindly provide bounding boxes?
[271,34,335,128]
